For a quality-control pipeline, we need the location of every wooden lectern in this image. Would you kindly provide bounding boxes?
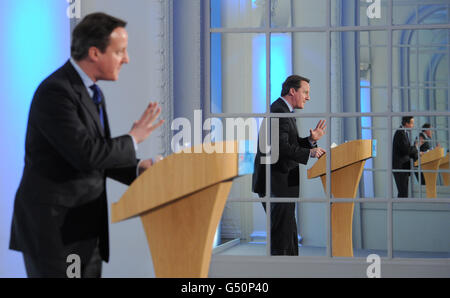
[307,140,373,257]
[439,154,449,186]
[414,147,445,198]
[111,141,247,277]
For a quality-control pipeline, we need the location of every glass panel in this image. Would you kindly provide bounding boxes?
[331,0,387,26]
[391,115,419,199]
[392,86,449,113]
[229,172,260,200]
[392,29,449,112]
[298,202,327,257]
[417,29,449,46]
[211,33,267,113]
[291,32,327,114]
[210,0,266,28]
[329,202,388,258]
[360,30,387,46]
[393,0,418,25]
[418,4,449,25]
[214,202,267,256]
[393,203,450,258]
[359,0,388,26]
[270,33,294,103]
[393,3,450,26]
[331,31,388,113]
[299,117,328,200]
[272,0,326,28]
[391,116,449,198]
[330,117,388,199]
[356,203,388,257]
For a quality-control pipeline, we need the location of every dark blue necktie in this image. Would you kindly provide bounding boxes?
[89,84,105,130]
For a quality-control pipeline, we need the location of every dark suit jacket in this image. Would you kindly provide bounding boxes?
[252,98,315,197]
[392,126,418,171]
[10,60,139,263]
[419,132,431,152]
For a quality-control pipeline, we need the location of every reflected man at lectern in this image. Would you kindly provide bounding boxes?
[393,116,419,197]
[419,123,440,153]
[416,123,439,185]
[252,75,326,256]
[9,13,164,278]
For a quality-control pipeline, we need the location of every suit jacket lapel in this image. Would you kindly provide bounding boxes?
[277,98,299,136]
[63,61,105,138]
[100,94,111,138]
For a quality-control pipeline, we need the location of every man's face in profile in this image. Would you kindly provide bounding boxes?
[96,27,130,81]
[405,118,414,129]
[293,81,310,109]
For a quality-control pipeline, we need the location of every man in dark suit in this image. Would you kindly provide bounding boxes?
[252,75,326,255]
[419,123,438,153]
[9,13,164,278]
[392,116,418,197]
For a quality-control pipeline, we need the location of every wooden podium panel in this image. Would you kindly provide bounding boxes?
[439,155,449,186]
[111,141,243,277]
[141,181,232,277]
[414,147,445,198]
[308,140,373,257]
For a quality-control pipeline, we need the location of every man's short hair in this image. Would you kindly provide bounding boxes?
[401,116,414,126]
[422,123,431,132]
[71,12,127,61]
[281,75,310,97]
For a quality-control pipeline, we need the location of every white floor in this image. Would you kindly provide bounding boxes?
[214,240,450,258]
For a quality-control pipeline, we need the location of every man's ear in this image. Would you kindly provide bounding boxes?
[87,46,100,62]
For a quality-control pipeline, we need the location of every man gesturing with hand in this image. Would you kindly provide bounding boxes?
[252,75,326,256]
[10,13,163,278]
[130,102,164,175]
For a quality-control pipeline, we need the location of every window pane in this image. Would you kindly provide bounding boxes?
[331,0,387,26]
[298,202,327,257]
[419,4,449,25]
[302,117,330,200]
[359,0,388,26]
[391,116,449,198]
[331,31,388,113]
[271,0,326,28]
[356,203,388,258]
[393,0,418,25]
[211,0,266,28]
[214,202,267,256]
[394,1,450,26]
[211,33,267,113]
[329,117,388,199]
[393,203,450,258]
[291,32,327,114]
[392,29,449,112]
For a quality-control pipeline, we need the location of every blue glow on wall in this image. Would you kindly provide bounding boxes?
[252,34,266,113]
[251,33,292,112]
[360,80,374,198]
[0,1,70,277]
[211,33,222,114]
[270,34,292,104]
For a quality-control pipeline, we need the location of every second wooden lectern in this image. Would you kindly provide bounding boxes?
[111,141,251,277]
[307,140,373,257]
[414,147,445,198]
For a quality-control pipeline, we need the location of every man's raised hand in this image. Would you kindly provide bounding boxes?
[129,102,164,144]
[309,119,327,142]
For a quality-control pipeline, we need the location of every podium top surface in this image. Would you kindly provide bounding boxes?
[414,147,445,167]
[111,141,243,223]
[307,139,373,179]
